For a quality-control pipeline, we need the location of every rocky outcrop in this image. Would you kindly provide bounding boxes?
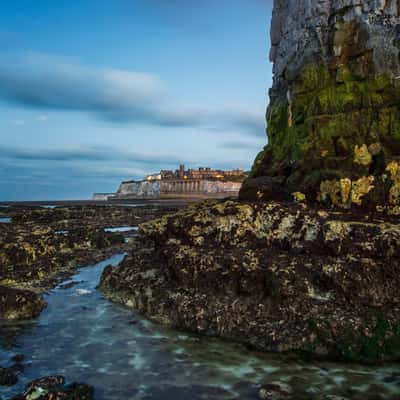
[0,204,182,320]
[99,1,400,366]
[0,286,45,320]
[242,0,400,209]
[0,366,18,387]
[100,199,400,363]
[11,375,94,400]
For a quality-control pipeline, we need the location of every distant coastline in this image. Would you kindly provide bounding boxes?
[93,164,248,201]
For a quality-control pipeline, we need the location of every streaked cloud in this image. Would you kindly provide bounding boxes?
[0,145,254,200]
[0,145,194,166]
[0,52,265,136]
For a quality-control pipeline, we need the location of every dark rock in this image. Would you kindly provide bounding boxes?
[258,382,293,400]
[0,366,18,386]
[11,375,94,400]
[24,375,65,391]
[100,199,400,363]
[239,176,287,201]
[0,286,46,320]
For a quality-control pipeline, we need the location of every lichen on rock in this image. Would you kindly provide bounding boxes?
[318,175,375,208]
[241,0,400,210]
[100,200,400,363]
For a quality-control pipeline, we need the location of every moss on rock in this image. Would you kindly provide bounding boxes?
[243,1,400,210]
[100,199,400,363]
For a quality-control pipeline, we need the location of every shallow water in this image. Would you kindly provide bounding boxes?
[114,203,146,207]
[104,226,139,233]
[1,255,399,400]
[0,217,11,223]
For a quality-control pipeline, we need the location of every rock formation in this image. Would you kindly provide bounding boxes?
[10,375,94,399]
[0,204,181,320]
[101,200,400,363]
[99,1,400,364]
[241,0,400,211]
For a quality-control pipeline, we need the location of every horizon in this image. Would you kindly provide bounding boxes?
[0,1,273,201]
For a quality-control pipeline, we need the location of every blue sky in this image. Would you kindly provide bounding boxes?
[0,0,273,200]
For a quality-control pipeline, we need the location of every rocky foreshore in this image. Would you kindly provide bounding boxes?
[0,203,182,321]
[100,198,400,364]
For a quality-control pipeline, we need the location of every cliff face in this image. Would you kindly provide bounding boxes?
[117,180,161,199]
[114,180,242,199]
[242,0,400,209]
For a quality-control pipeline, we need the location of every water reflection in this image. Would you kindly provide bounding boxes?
[0,255,399,399]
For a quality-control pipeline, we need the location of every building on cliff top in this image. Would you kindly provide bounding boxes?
[93,165,247,200]
[157,165,245,182]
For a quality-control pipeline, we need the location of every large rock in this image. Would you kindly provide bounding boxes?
[0,204,178,321]
[242,0,400,210]
[0,366,18,386]
[11,375,94,400]
[0,286,45,320]
[100,199,400,363]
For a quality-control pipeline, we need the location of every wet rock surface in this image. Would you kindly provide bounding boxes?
[0,287,45,320]
[10,375,94,400]
[0,203,183,321]
[100,199,400,364]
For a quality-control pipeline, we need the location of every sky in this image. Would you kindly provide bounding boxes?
[0,0,273,200]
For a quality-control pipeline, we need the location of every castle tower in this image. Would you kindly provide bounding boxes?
[178,164,185,179]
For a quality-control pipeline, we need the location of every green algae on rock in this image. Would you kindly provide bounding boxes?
[0,286,45,320]
[0,204,181,321]
[241,1,400,210]
[100,199,400,363]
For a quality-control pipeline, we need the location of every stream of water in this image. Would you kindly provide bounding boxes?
[1,254,399,399]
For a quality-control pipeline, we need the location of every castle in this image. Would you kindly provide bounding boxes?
[93,165,247,200]
[147,164,245,182]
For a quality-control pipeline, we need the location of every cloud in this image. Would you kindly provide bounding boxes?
[0,142,256,201]
[0,144,254,176]
[0,52,265,136]
[0,51,163,116]
[0,145,193,166]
